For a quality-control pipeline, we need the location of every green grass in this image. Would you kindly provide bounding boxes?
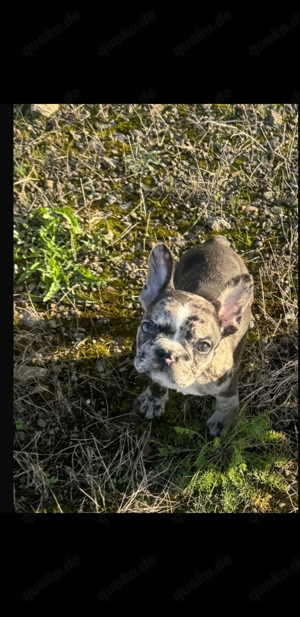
[165,413,291,513]
[15,206,116,301]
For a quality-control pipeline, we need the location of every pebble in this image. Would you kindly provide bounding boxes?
[96,359,106,373]
[31,104,59,118]
[20,310,39,329]
[44,179,54,189]
[106,194,117,204]
[102,157,117,170]
[268,109,283,126]
[263,191,273,200]
[37,418,47,428]
[170,234,186,248]
[245,205,258,215]
[97,317,109,325]
[120,201,133,210]
[206,217,231,231]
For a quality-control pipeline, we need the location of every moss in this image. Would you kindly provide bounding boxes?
[115,117,141,133]
[143,176,155,186]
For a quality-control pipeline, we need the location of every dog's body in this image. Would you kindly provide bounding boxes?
[133,236,253,436]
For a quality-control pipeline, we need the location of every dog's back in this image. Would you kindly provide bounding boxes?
[174,236,249,304]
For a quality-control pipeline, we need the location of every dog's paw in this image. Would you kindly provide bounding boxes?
[207,411,225,437]
[133,387,167,419]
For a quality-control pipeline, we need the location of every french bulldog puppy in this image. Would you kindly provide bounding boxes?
[133,236,253,436]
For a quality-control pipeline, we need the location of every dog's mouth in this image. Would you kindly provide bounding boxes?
[149,368,196,389]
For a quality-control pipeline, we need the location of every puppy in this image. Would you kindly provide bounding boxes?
[133,236,253,436]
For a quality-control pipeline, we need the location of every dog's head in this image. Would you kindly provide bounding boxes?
[134,244,253,389]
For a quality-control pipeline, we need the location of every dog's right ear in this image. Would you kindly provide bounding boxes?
[139,244,174,310]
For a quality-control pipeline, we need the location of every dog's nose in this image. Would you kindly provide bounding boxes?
[156,349,176,365]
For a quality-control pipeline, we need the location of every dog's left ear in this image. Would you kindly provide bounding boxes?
[215,274,254,336]
[140,244,174,310]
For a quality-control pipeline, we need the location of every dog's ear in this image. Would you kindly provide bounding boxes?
[140,244,174,310]
[214,274,253,336]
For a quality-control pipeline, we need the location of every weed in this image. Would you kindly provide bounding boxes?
[14,206,116,302]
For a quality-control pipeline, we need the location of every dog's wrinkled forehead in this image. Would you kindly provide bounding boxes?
[144,291,219,339]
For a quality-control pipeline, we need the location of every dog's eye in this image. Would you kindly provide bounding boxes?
[196,341,211,353]
[142,321,156,334]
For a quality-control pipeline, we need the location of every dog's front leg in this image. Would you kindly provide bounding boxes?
[133,377,169,419]
[207,372,239,436]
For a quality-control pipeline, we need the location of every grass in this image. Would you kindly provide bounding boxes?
[15,205,117,302]
[14,103,298,513]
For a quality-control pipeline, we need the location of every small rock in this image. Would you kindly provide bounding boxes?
[263,191,273,200]
[102,157,117,170]
[170,234,186,248]
[96,359,106,373]
[14,365,47,382]
[44,180,54,189]
[245,205,258,215]
[49,319,58,328]
[120,201,133,210]
[20,310,39,329]
[97,317,109,325]
[268,109,283,126]
[106,194,117,204]
[206,217,231,231]
[37,418,47,428]
[31,104,59,118]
